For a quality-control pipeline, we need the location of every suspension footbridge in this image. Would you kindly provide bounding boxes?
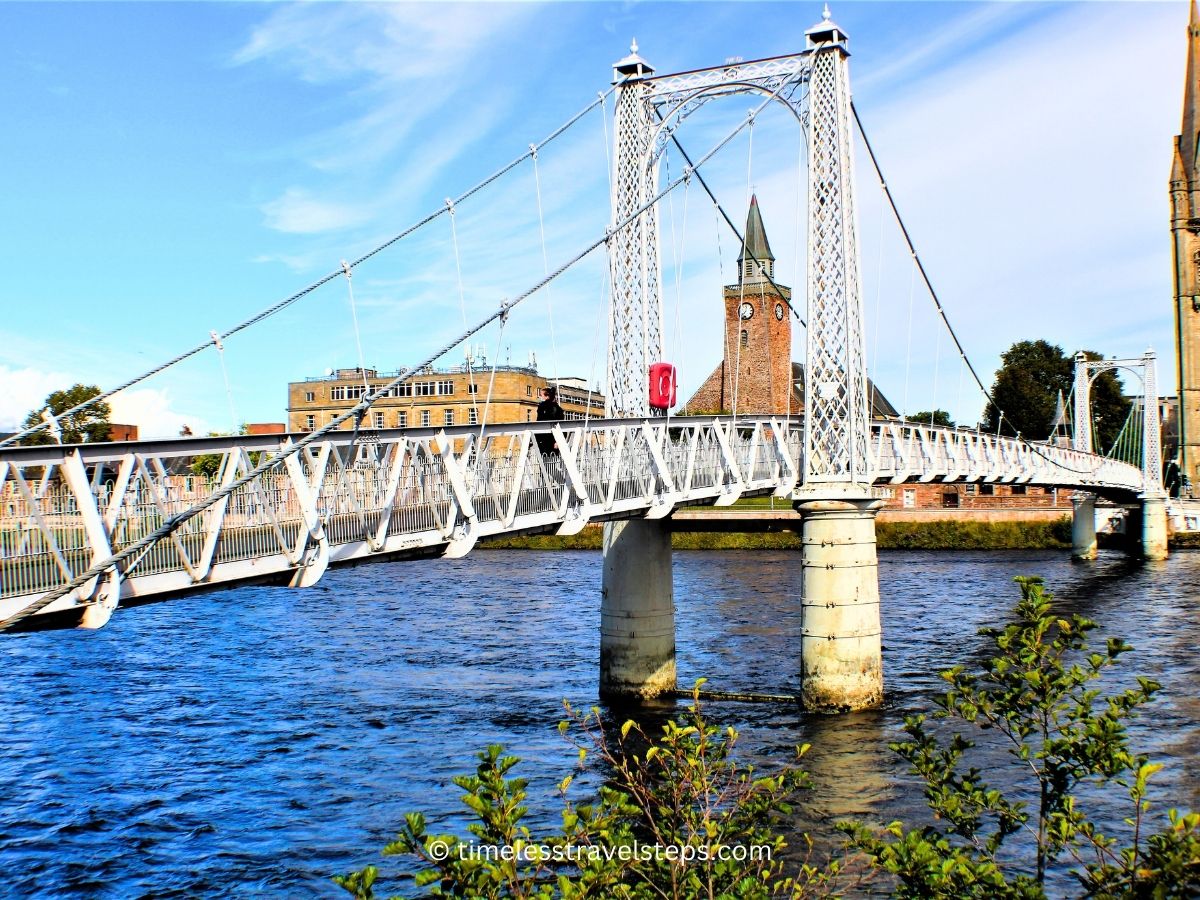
[0,11,1167,712]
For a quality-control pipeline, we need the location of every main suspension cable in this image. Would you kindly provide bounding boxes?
[0,82,624,450]
[851,101,1109,476]
[0,66,786,631]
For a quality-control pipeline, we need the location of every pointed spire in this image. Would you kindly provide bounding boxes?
[737,194,775,279]
[1180,0,1200,174]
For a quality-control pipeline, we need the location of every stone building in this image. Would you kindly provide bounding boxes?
[287,364,604,432]
[879,481,1070,512]
[684,195,898,419]
[1172,0,1200,487]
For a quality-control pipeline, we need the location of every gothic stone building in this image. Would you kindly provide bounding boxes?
[685,195,897,420]
[1173,0,1200,488]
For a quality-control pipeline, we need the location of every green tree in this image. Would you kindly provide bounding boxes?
[982,342,1129,449]
[20,383,110,445]
[190,425,259,479]
[335,682,848,899]
[909,410,954,427]
[843,576,1200,898]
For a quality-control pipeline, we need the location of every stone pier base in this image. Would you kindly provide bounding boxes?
[600,520,676,699]
[1072,494,1097,560]
[793,487,885,712]
[1141,494,1169,561]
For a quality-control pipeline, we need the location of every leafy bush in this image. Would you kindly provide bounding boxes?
[842,576,1200,898]
[334,682,850,898]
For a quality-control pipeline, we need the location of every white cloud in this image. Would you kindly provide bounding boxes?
[109,388,210,441]
[0,365,71,432]
[0,370,206,442]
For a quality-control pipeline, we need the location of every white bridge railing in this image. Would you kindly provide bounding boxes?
[0,416,1144,627]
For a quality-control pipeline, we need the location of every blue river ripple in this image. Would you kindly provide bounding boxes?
[0,549,1196,896]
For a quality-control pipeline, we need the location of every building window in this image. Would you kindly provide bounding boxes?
[305,414,315,431]
[374,412,385,429]
[942,492,960,509]
[740,329,749,347]
[421,410,430,427]
[444,409,454,426]
[305,391,314,402]
[965,483,977,495]
[980,483,995,496]
[330,384,369,401]
[902,488,916,508]
[468,407,479,425]
[467,384,479,395]
[437,380,454,395]
[526,410,532,422]
[1011,485,1027,495]
[526,385,532,397]
[415,382,435,397]
[398,411,407,428]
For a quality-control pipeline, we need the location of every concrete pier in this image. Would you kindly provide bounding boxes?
[793,487,885,712]
[599,520,676,699]
[1071,493,1098,560]
[1141,494,1170,561]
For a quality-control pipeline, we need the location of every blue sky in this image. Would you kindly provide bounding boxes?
[0,1,1185,437]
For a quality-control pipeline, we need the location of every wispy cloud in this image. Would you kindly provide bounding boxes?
[261,187,372,234]
[234,3,542,239]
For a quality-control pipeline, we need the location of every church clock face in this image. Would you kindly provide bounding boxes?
[739,302,754,320]
[775,303,785,320]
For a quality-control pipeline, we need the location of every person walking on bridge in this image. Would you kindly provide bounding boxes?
[536,385,564,458]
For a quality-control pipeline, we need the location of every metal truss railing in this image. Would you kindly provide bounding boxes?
[0,417,1143,628]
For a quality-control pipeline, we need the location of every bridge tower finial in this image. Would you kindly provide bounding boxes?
[807,4,848,46]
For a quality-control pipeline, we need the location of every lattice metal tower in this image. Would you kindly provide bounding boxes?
[606,10,871,488]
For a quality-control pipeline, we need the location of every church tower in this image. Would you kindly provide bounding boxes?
[1173,0,1200,486]
[685,196,793,414]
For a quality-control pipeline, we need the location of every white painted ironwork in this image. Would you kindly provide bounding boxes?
[608,44,661,417]
[0,419,1146,628]
[607,42,814,418]
[803,22,869,485]
[607,13,870,489]
[1073,350,1164,496]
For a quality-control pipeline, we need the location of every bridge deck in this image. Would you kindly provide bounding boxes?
[0,416,1144,628]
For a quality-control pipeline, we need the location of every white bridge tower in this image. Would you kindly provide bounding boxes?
[603,9,884,710]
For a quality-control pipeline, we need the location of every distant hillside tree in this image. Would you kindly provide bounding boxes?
[21,384,110,445]
[909,409,954,427]
[982,341,1129,450]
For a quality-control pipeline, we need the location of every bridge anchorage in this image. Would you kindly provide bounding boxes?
[0,11,1164,718]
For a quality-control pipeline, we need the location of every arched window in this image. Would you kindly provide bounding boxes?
[740,329,749,347]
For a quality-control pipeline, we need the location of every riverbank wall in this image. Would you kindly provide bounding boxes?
[480,514,1075,551]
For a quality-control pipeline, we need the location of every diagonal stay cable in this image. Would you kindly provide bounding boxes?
[0,65,793,632]
[850,100,1107,477]
[0,82,625,451]
[658,118,806,327]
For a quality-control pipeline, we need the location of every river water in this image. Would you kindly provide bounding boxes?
[0,549,1196,897]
